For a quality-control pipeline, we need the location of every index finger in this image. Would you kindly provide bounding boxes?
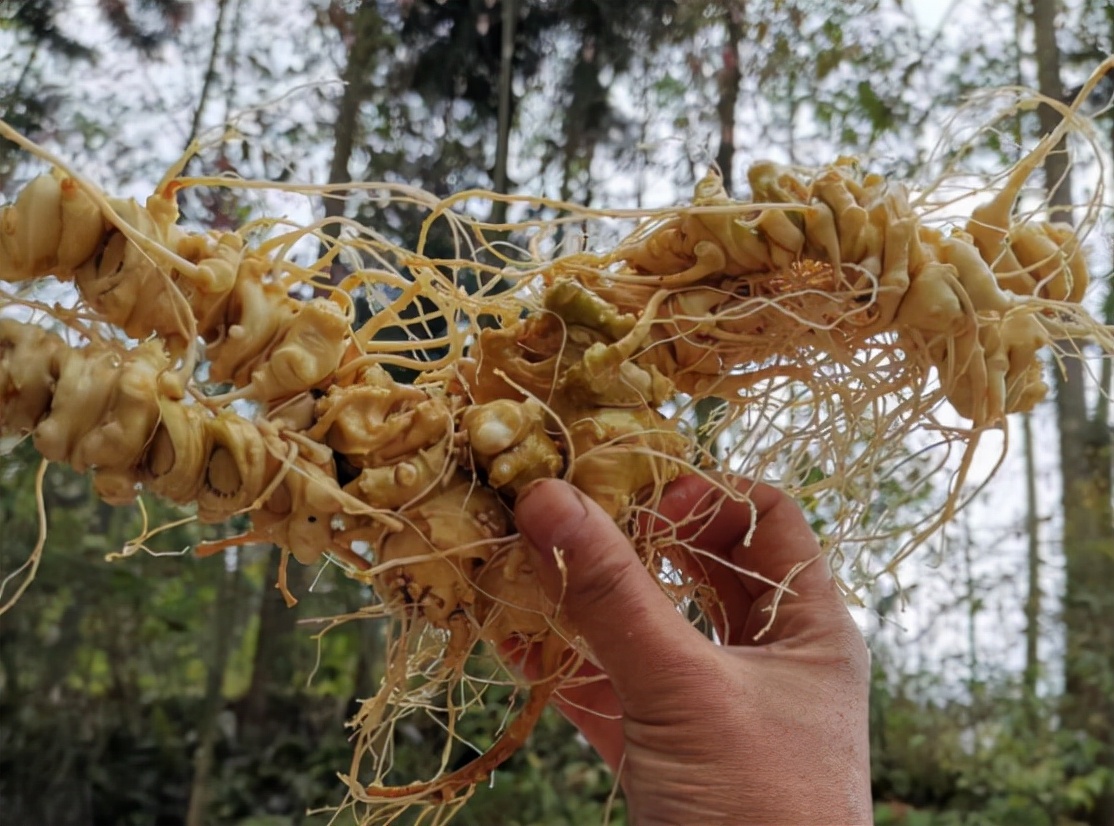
[653,474,833,602]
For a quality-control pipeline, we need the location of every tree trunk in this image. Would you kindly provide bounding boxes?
[489,0,518,226]
[714,4,743,191]
[185,555,241,826]
[184,0,230,152]
[1021,412,1041,715]
[1054,350,1114,826]
[1030,3,1114,822]
[321,3,385,282]
[240,549,306,736]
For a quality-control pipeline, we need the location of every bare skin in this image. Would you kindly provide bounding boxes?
[513,475,873,826]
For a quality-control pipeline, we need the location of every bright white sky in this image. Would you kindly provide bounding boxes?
[910,0,956,31]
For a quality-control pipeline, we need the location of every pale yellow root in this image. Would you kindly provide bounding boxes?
[361,676,560,803]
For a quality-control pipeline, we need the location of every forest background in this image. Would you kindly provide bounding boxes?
[0,1,1111,824]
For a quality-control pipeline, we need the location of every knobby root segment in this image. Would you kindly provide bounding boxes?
[0,59,1111,824]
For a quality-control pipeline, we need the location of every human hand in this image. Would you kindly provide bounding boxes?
[512,476,872,826]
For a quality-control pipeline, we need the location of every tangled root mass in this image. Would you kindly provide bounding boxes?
[1,63,1111,820]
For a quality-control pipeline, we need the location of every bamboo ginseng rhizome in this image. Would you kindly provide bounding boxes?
[1,61,1112,824]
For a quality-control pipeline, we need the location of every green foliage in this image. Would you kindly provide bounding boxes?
[372,677,625,826]
[870,662,1112,826]
[0,442,623,824]
[460,705,625,826]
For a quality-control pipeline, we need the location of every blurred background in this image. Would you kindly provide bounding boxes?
[0,1,1111,824]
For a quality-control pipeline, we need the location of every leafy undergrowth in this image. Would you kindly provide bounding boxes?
[0,689,624,826]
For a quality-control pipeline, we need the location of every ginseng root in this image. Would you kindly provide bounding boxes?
[0,62,1111,814]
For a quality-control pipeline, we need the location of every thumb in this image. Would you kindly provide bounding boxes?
[514,479,705,704]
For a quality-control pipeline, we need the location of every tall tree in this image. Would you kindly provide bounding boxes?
[714,2,742,187]
[490,0,518,223]
[321,0,388,276]
[240,550,310,737]
[185,552,241,826]
[1030,3,1114,823]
